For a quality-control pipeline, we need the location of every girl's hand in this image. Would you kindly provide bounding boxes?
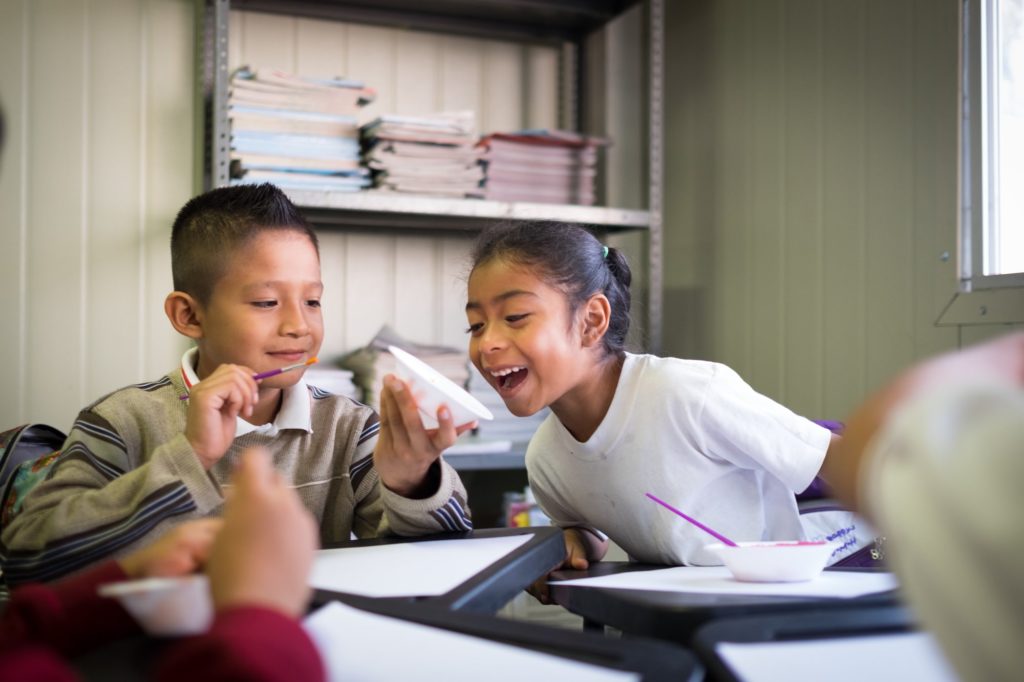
[185,364,260,469]
[373,374,476,498]
[118,518,223,579]
[527,528,590,605]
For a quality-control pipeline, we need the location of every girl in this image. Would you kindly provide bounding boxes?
[465,222,860,580]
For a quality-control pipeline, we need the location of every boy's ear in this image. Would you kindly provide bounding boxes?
[580,293,611,348]
[164,291,205,340]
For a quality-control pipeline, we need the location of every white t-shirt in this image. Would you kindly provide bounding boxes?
[526,353,831,565]
[864,382,1024,681]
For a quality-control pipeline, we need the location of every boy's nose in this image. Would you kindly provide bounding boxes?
[280,305,311,336]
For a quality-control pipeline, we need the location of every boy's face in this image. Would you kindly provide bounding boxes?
[194,229,323,386]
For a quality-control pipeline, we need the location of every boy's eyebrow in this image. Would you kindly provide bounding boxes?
[465,289,536,311]
[242,280,324,292]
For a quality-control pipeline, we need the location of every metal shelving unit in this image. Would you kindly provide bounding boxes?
[197,0,664,351]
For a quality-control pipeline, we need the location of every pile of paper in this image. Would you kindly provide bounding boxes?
[478,129,609,205]
[340,326,470,411]
[228,66,373,191]
[361,112,484,198]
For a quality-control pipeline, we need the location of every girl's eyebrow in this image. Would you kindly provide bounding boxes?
[465,289,536,311]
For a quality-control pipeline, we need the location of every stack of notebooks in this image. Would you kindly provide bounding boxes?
[361,112,484,198]
[228,67,375,192]
[478,129,609,205]
[304,366,360,401]
[340,326,470,412]
[466,365,549,444]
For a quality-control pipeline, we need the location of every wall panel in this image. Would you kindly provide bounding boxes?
[664,0,1020,422]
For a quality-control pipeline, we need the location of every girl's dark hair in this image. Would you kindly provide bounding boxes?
[471,221,632,356]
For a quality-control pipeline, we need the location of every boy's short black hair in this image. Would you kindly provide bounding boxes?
[170,183,319,303]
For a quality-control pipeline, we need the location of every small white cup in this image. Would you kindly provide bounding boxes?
[99,574,213,636]
[706,541,835,582]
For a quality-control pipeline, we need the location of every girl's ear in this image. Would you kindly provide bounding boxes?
[580,293,611,348]
[164,291,205,340]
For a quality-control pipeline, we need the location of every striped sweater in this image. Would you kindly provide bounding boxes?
[0,372,471,585]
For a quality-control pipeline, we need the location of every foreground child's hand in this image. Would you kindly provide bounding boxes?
[373,375,476,498]
[117,518,223,579]
[185,363,260,469]
[526,528,591,605]
[206,447,318,618]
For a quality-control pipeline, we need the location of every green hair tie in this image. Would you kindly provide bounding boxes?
[602,245,609,260]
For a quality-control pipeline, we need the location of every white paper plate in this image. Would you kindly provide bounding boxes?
[99,574,213,635]
[388,345,493,429]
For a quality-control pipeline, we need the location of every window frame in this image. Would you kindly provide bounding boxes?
[961,0,1024,290]
[941,0,1024,324]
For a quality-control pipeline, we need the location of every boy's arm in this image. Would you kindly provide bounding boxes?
[0,409,223,585]
[349,412,472,538]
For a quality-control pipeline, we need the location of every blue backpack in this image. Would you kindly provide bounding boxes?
[0,423,66,529]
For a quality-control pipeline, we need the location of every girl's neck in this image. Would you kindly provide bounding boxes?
[551,352,624,443]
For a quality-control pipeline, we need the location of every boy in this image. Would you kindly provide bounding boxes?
[0,183,474,585]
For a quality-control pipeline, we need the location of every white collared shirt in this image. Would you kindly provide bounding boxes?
[179,347,313,438]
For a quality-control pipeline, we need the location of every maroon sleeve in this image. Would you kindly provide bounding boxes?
[156,606,324,682]
[0,561,139,658]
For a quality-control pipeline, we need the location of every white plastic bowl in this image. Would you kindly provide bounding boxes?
[388,345,493,429]
[98,574,213,636]
[706,541,834,582]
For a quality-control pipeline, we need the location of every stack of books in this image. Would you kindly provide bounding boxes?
[478,129,610,205]
[361,112,484,198]
[466,365,549,444]
[227,67,375,192]
[304,366,360,401]
[339,326,470,412]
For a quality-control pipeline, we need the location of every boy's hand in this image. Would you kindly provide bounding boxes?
[118,518,223,579]
[207,447,318,618]
[185,363,260,469]
[526,528,589,605]
[373,375,476,498]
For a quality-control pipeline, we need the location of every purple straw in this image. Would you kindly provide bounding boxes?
[645,492,738,547]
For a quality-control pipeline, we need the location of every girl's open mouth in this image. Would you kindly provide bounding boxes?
[493,367,528,391]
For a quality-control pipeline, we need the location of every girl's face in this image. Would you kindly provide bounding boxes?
[466,259,588,417]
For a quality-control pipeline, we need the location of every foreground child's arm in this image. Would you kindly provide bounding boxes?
[158,449,323,682]
[831,331,1024,512]
[0,520,221,665]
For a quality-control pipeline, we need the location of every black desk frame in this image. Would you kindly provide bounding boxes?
[548,562,900,645]
[314,525,565,614]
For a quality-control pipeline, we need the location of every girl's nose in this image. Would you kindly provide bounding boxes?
[479,326,507,353]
